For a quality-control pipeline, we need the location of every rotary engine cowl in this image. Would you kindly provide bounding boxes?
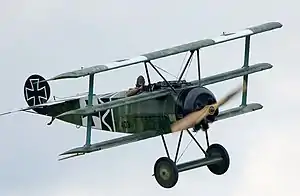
[175,86,219,123]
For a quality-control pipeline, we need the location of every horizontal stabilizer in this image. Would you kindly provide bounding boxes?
[0,94,87,117]
[0,100,67,116]
[48,22,282,81]
[215,103,263,121]
[59,131,158,160]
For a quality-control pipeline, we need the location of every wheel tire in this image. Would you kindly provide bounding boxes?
[154,157,179,188]
[206,143,230,175]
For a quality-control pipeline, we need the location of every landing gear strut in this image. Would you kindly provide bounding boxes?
[153,128,230,188]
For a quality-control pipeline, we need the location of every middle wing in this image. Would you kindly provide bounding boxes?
[56,62,272,118]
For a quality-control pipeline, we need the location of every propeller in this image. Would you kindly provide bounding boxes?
[171,85,244,133]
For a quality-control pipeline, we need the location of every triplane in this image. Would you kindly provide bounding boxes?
[1,22,282,188]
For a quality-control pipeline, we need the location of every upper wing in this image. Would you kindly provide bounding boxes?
[48,22,282,81]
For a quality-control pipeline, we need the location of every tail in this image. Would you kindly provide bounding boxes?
[23,74,51,115]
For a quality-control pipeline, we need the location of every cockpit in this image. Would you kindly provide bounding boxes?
[146,80,193,92]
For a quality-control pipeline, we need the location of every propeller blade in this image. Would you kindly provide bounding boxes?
[171,106,210,133]
[215,85,243,108]
[170,85,243,133]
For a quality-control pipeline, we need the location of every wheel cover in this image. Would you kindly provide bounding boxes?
[206,144,230,175]
[154,157,179,188]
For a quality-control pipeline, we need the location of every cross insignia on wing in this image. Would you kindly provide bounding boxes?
[25,79,48,106]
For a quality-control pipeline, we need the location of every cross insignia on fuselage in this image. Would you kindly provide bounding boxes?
[25,79,48,106]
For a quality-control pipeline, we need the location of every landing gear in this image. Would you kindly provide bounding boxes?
[153,129,230,188]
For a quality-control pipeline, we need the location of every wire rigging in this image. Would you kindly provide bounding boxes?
[175,130,199,163]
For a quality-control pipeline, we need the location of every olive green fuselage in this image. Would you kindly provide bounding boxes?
[42,88,181,134]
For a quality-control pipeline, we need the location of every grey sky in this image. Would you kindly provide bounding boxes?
[0,0,299,195]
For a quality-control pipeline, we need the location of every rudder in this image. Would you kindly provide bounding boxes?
[23,74,51,114]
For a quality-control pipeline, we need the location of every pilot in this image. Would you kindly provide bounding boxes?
[126,75,146,96]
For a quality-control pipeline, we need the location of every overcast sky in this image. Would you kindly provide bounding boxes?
[0,0,299,195]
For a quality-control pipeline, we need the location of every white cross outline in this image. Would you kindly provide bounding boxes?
[25,78,48,106]
[97,96,113,132]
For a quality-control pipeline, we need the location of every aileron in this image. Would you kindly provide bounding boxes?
[215,103,263,121]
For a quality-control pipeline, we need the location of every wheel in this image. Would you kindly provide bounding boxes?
[206,143,230,175]
[154,157,179,188]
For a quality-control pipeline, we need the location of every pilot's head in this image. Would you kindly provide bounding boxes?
[136,75,145,87]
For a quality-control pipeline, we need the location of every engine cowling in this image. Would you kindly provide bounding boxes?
[175,86,219,126]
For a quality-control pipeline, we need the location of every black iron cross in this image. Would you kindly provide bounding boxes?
[25,79,48,106]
